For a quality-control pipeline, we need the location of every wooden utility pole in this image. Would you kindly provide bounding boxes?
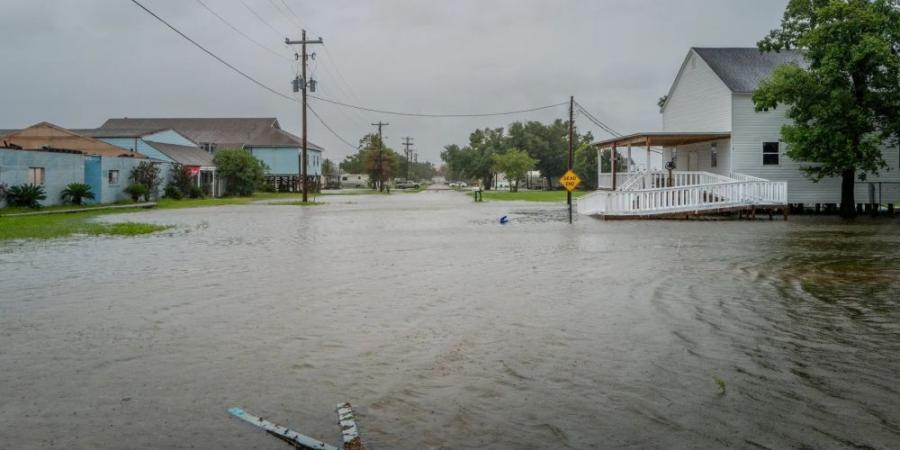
[371,122,389,191]
[286,30,323,202]
[402,136,414,181]
[568,96,575,224]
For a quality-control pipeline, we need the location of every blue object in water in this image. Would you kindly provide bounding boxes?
[500,215,509,225]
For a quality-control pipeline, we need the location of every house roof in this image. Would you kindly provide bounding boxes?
[0,122,147,158]
[73,127,172,139]
[96,117,324,151]
[144,140,215,167]
[692,47,806,93]
[595,132,731,148]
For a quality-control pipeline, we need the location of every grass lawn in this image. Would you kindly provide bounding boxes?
[0,210,170,241]
[474,190,588,202]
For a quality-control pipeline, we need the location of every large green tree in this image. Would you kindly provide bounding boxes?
[492,149,537,192]
[753,0,900,218]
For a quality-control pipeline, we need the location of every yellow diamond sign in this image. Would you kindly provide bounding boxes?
[560,170,581,192]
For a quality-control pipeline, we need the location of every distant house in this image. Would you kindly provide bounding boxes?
[0,122,147,206]
[581,47,900,218]
[92,118,324,192]
[77,127,221,197]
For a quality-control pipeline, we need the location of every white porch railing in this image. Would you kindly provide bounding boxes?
[578,171,787,217]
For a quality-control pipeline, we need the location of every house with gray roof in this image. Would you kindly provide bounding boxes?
[76,126,222,197]
[581,47,900,217]
[94,117,324,191]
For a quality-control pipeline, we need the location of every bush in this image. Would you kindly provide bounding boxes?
[188,185,204,199]
[213,149,267,196]
[7,184,47,208]
[124,183,149,202]
[163,182,183,200]
[170,164,194,196]
[129,161,160,201]
[61,182,95,205]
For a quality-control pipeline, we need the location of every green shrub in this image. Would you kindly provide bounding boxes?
[170,164,194,196]
[129,161,160,201]
[213,149,267,196]
[7,184,47,208]
[163,183,183,200]
[61,182,95,205]
[124,183,149,202]
[188,185,204,199]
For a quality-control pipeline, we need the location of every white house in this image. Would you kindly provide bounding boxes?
[580,47,900,218]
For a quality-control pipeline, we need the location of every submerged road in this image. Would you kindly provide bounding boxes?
[1,191,899,449]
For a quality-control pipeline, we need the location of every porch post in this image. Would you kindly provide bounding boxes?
[627,144,632,173]
[612,142,618,191]
[596,146,601,189]
[646,137,651,172]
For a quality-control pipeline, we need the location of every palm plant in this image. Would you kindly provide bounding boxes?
[7,184,47,208]
[60,183,95,205]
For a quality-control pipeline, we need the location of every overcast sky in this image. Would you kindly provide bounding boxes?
[0,0,788,164]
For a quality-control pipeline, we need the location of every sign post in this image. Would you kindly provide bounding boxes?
[560,169,581,224]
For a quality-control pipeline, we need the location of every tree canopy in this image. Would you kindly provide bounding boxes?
[214,149,267,196]
[754,0,900,217]
[441,119,594,189]
[492,149,537,192]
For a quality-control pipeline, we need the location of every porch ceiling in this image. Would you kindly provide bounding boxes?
[594,132,730,148]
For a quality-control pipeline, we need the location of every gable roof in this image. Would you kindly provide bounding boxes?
[73,127,172,139]
[144,140,215,167]
[96,117,324,151]
[0,122,146,158]
[692,47,806,93]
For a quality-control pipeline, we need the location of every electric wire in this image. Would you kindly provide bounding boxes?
[308,104,359,150]
[195,0,291,61]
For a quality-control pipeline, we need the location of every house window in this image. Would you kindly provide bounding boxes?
[342,176,348,181]
[710,143,718,168]
[763,142,779,165]
[28,167,45,185]
[108,170,120,185]
[200,143,217,153]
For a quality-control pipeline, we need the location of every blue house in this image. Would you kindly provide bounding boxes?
[93,118,324,192]
[0,122,147,206]
[77,127,221,197]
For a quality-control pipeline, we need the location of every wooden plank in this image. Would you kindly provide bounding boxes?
[228,407,341,450]
[336,403,363,450]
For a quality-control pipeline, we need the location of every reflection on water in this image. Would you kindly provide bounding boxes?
[1,192,898,449]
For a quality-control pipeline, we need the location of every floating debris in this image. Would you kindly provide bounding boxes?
[228,403,365,450]
[500,215,509,224]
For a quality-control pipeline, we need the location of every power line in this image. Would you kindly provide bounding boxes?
[309,95,567,118]
[195,0,291,61]
[238,0,289,38]
[308,105,358,150]
[130,0,295,102]
[132,0,568,120]
[574,101,622,137]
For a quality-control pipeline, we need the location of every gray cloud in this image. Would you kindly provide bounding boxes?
[0,0,788,163]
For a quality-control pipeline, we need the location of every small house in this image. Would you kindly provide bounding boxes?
[0,122,147,206]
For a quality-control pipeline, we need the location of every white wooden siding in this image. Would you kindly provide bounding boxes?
[662,51,733,132]
[731,94,900,204]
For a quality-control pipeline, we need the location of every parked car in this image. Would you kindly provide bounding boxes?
[395,180,420,189]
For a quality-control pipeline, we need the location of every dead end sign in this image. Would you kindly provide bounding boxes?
[560,170,581,192]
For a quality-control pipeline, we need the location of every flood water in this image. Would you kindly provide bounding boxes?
[1,191,899,449]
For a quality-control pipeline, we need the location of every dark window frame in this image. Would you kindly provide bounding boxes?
[763,142,779,165]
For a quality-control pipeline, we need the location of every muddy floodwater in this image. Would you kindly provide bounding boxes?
[1,191,899,449]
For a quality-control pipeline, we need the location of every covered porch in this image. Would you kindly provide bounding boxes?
[594,132,731,190]
[580,132,787,218]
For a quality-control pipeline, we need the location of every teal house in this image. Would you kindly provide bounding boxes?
[77,127,220,196]
[93,118,324,191]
